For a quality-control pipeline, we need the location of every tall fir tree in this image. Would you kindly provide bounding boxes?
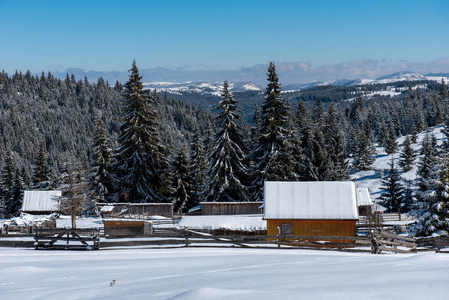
[1,147,15,216]
[204,81,251,202]
[253,62,293,200]
[32,142,52,190]
[190,126,208,204]
[171,147,194,213]
[410,155,449,236]
[385,120,398,154]
[305,124,329,181]
[324,104,348,180]
[294,100,312,180]
[115,61,167,203]
[398,135,416,172]
[401,179,415,213]
[87,119,116,203]
[378,157,404,213]
[353,128,376,171]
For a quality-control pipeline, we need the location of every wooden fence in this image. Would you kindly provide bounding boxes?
[34,227,100,250]
[171,228,420,254]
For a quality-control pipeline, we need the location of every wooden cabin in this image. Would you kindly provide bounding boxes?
[200,202,263,215]
[21,190,62,214]
[264,181,359,238]
[356,187,373,216]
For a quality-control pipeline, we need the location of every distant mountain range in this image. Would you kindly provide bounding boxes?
[143,81,263,96]
[56,59,449,87]
[143,72,449,96]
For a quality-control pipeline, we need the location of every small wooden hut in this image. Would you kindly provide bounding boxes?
[102,219,153,237]
[356,187,373,216]
[264,181,359,238]
[21,190,62,214]
[200,202,263,215]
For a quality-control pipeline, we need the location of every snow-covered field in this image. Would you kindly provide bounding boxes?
[0,247,448,300]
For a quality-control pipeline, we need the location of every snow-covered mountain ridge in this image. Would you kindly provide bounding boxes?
[143,81,263,96]
[144,72,449,96]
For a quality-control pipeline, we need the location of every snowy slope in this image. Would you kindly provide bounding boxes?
[351,72,449,86]
[351,125,445,209]
[0,247,448,300]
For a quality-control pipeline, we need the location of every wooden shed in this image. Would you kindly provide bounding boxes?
[356,187,373,216]
[264,181,359,238]
[102,219,153,237]
[96,203,174,218]
[21,190,62,214]
[200,202,263,215]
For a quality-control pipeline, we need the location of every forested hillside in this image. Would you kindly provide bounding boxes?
[1,63,448,235]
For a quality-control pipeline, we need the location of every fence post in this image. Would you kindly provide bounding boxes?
[277,226,281,248]
[371,230,379,254]
[184,227,189,247]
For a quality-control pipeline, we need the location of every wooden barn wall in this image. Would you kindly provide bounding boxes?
[202,203,263,215]
[267,219,356,237]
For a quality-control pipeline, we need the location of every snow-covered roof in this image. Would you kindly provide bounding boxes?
[178,215,266,231]
[263,181,358,220]
[21,190,61,212]
[356,188,373,206]
[101,205,115,212]
[199,202,263,205]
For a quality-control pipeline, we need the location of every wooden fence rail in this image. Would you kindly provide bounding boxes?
[180,229,418,254]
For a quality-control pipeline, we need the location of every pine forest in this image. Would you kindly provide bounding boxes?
[1,61,448,236]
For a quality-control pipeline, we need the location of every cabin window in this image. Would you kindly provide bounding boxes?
[280,223,292,235]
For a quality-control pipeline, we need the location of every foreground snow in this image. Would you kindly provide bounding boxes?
[0,247,448,300]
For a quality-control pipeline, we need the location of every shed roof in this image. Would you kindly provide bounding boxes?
[22,190,61,212]
[178,215,266,231]
[263,181,358,220]
[356,188,373,206]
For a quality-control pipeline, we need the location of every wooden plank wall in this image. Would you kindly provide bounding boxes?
[202,202,263,215]
[267,220,356,237]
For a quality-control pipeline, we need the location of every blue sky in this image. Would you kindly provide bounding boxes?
[1,0,448,74]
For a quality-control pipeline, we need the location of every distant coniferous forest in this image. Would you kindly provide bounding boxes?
[1,62,448,236]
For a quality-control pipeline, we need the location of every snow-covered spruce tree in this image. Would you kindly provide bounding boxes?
[378,157,404,213]
[1,147,15,216]
[385,120,398,155]
[171,147,194,213]
[401,179,415,213]
[324,104,349,181]
[115,61,167,203]
[305,124,329,181]
[294,100,311,180]
[353,128,376,171]
[253,62,294,200]
[32,142,52,190]
[441,118,449,150]
[58,159,88,228]
[190,125,208,204]
[398,135,416,172]
[204,81,251,202]
[417,134,438,181]
[7,170,24,217]
[86,119,116,204]
[410,155,449,236]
